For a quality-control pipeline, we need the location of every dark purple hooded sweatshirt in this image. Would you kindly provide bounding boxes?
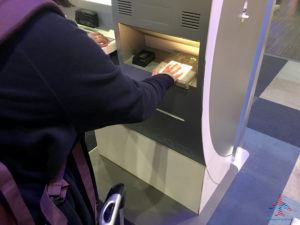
[0,0,174,224]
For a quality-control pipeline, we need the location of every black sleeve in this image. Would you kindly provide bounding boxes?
[20,11,174,132]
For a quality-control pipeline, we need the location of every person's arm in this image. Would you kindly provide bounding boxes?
[20,12,175,132]
[87,32,109,48]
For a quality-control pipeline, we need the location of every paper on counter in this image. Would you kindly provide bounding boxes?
[159,60,192,80]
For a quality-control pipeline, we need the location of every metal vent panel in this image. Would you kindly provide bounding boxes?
[117,0,132,16]
[181,11,200,30]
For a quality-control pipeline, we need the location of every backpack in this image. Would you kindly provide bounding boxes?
[0,142,98,225]
[0,1,98,224]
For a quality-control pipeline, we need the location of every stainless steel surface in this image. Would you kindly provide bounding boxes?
[207,0,274,156]
[100,193,122,225]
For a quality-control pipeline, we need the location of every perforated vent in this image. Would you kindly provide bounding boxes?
[118,0,132,16]
[181,11,200,30]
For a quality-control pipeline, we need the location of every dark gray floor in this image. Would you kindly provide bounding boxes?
[248,98,300,148]
[254,55,287,97]
[266,0,300,60]
[247,52,300,148]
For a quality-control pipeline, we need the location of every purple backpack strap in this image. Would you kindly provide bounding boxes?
[72,143,99,224]
[0,162,35,225]
[0,0,64,45]
[40,143,99,225]
[40,164,69,225]
[0,160,69,225]
[0,202,16,225]
[1,143,98,225]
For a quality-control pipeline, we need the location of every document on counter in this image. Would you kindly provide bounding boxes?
[78,24,117,55]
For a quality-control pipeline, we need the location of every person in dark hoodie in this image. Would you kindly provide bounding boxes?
[0,0,182,224]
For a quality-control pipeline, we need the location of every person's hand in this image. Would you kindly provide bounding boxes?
[88,32,109,48]
[153,63,184,82]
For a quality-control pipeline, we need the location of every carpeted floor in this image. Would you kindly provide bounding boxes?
[248,55,300,148]
[266,0,300,61]
[208,54,300,225]
[208,128,300,225]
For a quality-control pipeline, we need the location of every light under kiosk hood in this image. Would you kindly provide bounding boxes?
[118,24,200,89]
[112,0,211,164]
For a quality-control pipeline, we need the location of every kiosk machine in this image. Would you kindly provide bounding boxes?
[85,0,276,223]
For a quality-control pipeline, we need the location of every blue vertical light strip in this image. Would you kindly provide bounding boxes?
[233,0,275,153]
